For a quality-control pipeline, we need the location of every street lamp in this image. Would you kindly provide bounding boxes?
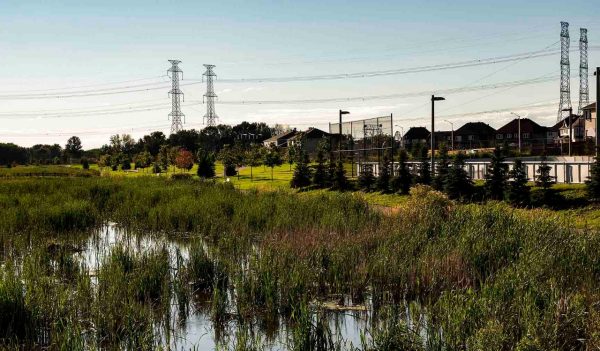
[339,110,350,161]
[510,112,522,154]
[562,107,573,157]
[394,125,404,148]
[443,120,454,150]
[431,95,445,176]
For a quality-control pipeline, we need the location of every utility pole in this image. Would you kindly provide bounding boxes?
[510,112,522,154]
[562,107,573,156]
[167,60,184,134]
[558,21,572,122]
[444,120,454,150]
[431,95,445,176]
[203,64,219,126]
[578,28,589,115]
[339,110,350,161]
[595,67,600,157]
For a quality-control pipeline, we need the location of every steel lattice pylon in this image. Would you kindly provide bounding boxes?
[558,22,571,122]
[203,64,218,126]
[578,28,589,115]
[167,60,185,134]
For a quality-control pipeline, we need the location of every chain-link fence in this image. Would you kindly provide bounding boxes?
[329,114,396,177]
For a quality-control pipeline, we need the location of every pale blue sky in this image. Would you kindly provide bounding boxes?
[0,0,597,147]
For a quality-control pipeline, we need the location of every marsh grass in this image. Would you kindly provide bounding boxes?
[1,177,600,349]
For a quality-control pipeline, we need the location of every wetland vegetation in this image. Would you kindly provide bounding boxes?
[1,176,600,350]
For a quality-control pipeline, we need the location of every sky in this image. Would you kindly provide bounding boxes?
[0,0,598,148]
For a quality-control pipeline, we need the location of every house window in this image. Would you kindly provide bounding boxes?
[468,135,474,141]
[496,134,503,140]
[506,133,512,139]
[522,133,530,139]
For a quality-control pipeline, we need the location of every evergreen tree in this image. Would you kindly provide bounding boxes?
[391,149,412,194]
[196,149,216,179]
[327,152,337,186]
[415,146,431,185]
[358,164,375,191]
[444,152,473,200]
[535,154,555,205]
[376,154,392,193]
[312,149,329,188]
[152,162,162,174]
[433,145,450,190]
[291,151,312,188]
[331,160,350,190]
[484,146,509,200]
[507,159,530,206]
[586,150,600,201]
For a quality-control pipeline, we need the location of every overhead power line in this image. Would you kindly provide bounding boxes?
[3,46,599,101]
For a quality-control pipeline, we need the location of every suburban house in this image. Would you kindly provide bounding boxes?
[583,102,597,139]
[287,127,330,154]
[495,118,551,151]
[433,131,453,149]
[402,127,430,148]
[454,122,496,149]
[262,129,297,148]
[555,114,585,143]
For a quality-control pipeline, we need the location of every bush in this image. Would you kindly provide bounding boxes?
[80,157,90,170]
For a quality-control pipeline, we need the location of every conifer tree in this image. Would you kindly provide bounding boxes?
[444,152,473,200]
[291,151,312,188]
[331,160,350,190]
[312,149,329,188]
[586,150,600,201]
[376,154,392,193]
[535,154,555,205]
[196,149,216,179]
[507,159,530,206]
[433,144,450,190]
[484,146,508,200]
[391,149,413,194]
[358,164,375,191]
[416,146,431,185]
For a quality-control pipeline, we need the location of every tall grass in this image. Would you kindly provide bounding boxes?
[1,178,600,349]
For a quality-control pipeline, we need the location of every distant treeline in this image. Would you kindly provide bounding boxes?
[0,122,276,166]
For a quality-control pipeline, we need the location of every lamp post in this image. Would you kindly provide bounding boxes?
[595,67,600,157]
[562,107,573,157]
[444,120,454,150]
[431,95,445,176]
[510,112,522,154]
[338,110,350,161]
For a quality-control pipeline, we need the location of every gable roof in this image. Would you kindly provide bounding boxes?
[456,122,496,135]
[263,130,297,143]
[288,127,329,141]
[496,118,547,134]
[583,102,596,111]
[553,114,582,129]
[404,127,430,139]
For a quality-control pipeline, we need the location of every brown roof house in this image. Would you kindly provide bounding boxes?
[287,127,330,155]
[495,118,552,152]
[262,129,297,148]
[454,122,496,149]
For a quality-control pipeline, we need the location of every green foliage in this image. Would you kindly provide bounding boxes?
[391,149,412,194]
[444,152,473,200]
[484,147,508,200]
[197,149,216,179]
[433,144,450,190]
[80,157,90,170]
[331,160,350,190]
[586,150,600,201]
[376,154,392,193]
[290,151,312,188]
[507,159,530,207]
[534,154,556,206]
[152,162,161,174]
[312,149,329,188]
[358,164,376,191]
[415,146,431,185]
[263,147,283,181]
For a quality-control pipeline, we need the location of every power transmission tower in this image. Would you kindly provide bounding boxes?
[578,28,589,115]
[167,60,185,134]
[203,64,218,126]
[558,21,571,122]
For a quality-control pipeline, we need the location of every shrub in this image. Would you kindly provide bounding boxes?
[170,173,192,181]
[290,151,312,188]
